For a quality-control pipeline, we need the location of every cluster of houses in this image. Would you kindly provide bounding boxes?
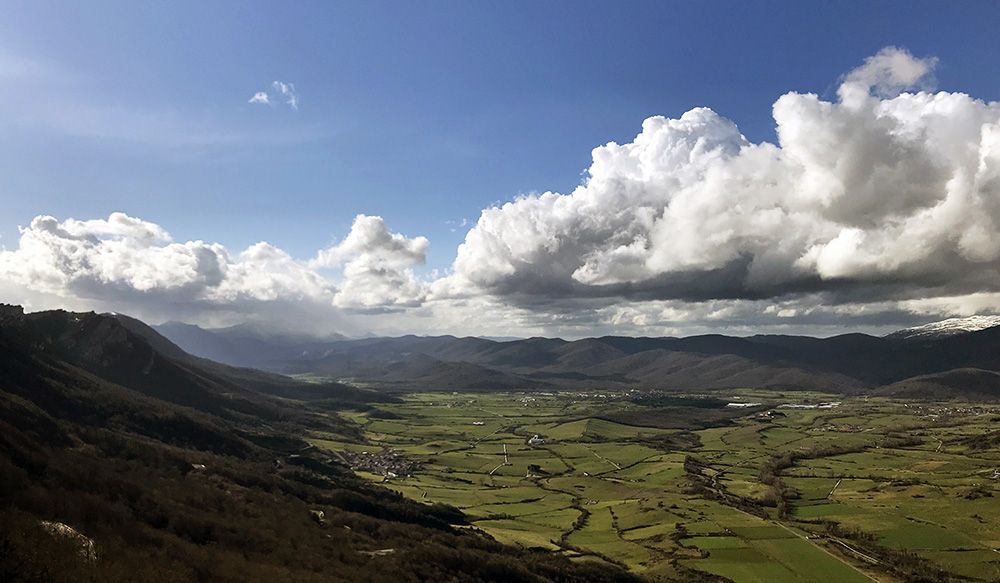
[778,401,841,409]
[335,448,417,480]
[813,423,865,433]
[754,409,786,421]
[911,403,1000,416]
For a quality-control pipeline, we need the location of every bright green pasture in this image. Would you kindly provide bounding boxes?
[311,390,1000,581]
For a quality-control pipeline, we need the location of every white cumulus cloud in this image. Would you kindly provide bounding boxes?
[313,215,429,310]
[436,47,1000,315]
[0,211,428,331]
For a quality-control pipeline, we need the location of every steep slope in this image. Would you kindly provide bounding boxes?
[124,315,382,404]
[547,338,626,370]
[377,354,549,390]
[904,325,1000,373]
[154,321,247,363]
[744,333,918,385]
[297,350,551,391]
[22,309,383,423]
[22,309,281,420]
[0,307,258,457]
[581,349,862,391]
[0,305,372,446]
[875,368,1000,400]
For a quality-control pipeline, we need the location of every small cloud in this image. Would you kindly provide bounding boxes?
[0,49,318,148]
[248,91,270,105]
[839,46,937,102]
[272,81,298,110]
[445,217,471,233]
[247,80,299,110]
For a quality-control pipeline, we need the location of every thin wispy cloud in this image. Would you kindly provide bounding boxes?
[248,80,299,110]
[445,218,470,233]
[0,49,318,148]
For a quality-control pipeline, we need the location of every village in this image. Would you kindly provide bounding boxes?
[332,448,418,480]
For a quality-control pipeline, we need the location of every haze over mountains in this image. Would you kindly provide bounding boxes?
[154,315,1000,398]
[154,321,348,370]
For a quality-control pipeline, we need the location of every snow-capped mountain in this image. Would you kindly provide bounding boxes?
[886,315,1000,341]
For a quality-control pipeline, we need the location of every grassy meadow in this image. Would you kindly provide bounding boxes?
[311,390,1000,582]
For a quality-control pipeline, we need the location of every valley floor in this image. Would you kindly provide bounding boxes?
[311,390,1000,582]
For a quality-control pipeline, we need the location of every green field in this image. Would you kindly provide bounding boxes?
[311,391,1000,582]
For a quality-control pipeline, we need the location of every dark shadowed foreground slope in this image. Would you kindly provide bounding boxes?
[0,305,640,583]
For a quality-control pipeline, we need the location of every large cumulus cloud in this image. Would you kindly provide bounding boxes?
[0,211,428,330]
[312,214,429,310]
[438,47,1000,311]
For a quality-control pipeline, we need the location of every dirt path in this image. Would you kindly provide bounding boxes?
[488,444,511,475]
[589,448,622,470]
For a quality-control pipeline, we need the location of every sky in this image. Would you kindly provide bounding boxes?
[2,1,1000,338]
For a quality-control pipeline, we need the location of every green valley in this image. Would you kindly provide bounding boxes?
[312,391,1000,582]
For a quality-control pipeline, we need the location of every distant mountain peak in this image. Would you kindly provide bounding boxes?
[886,315,1000,340]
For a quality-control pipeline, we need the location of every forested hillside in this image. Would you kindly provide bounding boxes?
[0,305,639,583]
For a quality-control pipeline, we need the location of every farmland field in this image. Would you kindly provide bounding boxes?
[311,391,1000,582]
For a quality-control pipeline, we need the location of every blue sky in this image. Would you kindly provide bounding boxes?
[3,1,998,266]
[2,1,1000,337]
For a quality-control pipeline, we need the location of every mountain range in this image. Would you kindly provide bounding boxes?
[154,316,1000,398]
